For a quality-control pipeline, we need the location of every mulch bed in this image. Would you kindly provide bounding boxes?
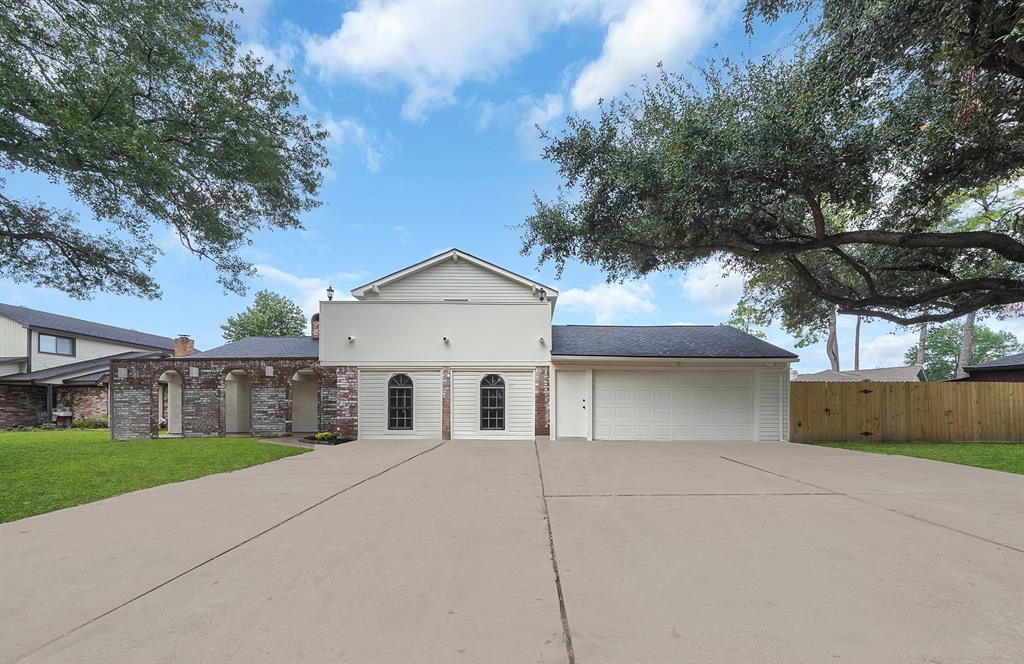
[302,435,356,446]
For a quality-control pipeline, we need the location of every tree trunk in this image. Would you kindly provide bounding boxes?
[916,318,928,365]
[826,307,840,371]
[854,316,861,370]
[955,311,976,379]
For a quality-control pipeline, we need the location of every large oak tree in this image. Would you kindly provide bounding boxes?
[1,0,328,299]
[522,0,1023,329]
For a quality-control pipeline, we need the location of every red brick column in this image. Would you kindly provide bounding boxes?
[337,366,359,438]
[441,367,452,440]
[534,366,550,437]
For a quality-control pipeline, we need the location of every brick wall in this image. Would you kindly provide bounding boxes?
[534,366,550,437]
[0,385,47,428]
[109,357,350,440]
[56,386,108,421]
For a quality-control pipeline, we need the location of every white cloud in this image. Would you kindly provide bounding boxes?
[305,1,572,121]
[517,94,565,155]
[254,265,365,318]
[558,281,655,323]
[570,0,731,110]
[860,332,920,369]
[680,260,744,317]
[321,114,384,171]
[231,0,274,37]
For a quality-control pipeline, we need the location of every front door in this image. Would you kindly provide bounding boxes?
[556,371,588,438]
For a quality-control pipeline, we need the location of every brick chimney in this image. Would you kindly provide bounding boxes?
[174,334,196,357]
[310,313,320,339]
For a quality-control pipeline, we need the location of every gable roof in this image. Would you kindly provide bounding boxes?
[191,336,319,359]
[551,325,797,359]
[0,303,175,351]
[793,365,927,382]
[0,351,165,385]
[350,249,558,300]
[964,352,1024,372]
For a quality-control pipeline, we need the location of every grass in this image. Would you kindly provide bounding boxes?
[0,429,309,523]
[811,442,1024,475]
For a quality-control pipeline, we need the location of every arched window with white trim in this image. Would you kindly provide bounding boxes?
[388,374,413,430]
[480,374,505,430]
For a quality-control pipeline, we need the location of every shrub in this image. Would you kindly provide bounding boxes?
[73,417,109,429]
[313,431,334,441]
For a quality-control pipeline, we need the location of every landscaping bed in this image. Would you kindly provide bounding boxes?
[0,430,309,522]
[811,442,1024,475]
[302,433,355,445]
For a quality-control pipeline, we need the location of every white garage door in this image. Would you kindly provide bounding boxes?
[593,370,754,441]
[452,370,534,439]
[358,370,442,438]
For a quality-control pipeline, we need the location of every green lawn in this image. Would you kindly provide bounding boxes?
[811,442,1024,475]
[0,430,309,523]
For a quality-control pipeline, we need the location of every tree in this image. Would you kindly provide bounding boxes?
[221,290,306,341]
[521,1,1024,328]
[1,0,329,299]
[904,321,1022,381]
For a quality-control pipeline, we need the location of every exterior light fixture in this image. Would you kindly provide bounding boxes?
[326,285,335,301]
[443,336,450,344]
[347,335,355,342]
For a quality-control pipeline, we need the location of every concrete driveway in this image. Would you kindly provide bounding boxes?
[1,439,1021,663]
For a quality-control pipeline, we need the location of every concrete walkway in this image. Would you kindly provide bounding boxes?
[1,440,1021,663]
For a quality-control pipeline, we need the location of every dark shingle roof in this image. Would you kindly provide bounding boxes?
[0,351,164,384]
[551,325,797,359]
[793,366,926,382]
[965,352,1024,371]
[0,303,175,351]
[191,336,319,359]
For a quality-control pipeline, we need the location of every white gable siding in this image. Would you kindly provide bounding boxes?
[452,370,534,439]
[362,259,539,303]
[30,331,155,371]
[0,315,26,358]
[358,370,442,438]
[756,370,790,442]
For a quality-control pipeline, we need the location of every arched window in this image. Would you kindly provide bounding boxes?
[480,374,505,431]
[388,374,413,430]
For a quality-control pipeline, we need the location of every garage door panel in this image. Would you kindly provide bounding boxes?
[594,370,754,442]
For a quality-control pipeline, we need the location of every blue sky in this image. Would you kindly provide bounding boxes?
[3,0,1021,371]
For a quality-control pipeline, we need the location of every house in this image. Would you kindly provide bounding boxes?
[109,249,798,442]
[956,353,1024,382]
[793,365,928,382]
[0,304,193,428]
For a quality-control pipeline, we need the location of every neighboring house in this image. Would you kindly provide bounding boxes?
[0,304,191,428]
[109,249,798,442]
[793,365,928,382]
[956,353,1024,382]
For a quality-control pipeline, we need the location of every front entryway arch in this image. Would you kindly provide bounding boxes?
[225,369,252,434]
[290,370,318,434]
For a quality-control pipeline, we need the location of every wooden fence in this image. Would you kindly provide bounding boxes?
[790,382,1024,442]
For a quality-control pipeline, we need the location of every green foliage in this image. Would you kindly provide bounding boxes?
[221,290,307,341]
[72,417,108,429]
[904,321,1023,380]
[523,1,1024,328]
[0,0,329,299]
[0,430,308,522]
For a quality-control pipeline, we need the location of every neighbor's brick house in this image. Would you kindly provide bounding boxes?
[0,304,189,428]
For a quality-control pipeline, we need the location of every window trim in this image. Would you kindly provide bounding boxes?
[480,373,506,431]
[37,333,76,357]
[387,373,415,431]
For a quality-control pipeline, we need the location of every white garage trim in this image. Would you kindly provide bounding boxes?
[452,370,534,439]
[358,369,442,438]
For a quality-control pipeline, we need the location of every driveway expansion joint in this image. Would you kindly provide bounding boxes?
[6,441,448,664]
[533,439,576,664]
[720,455,1024,554]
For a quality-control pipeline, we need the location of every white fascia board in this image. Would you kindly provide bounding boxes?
[551,356,797,367]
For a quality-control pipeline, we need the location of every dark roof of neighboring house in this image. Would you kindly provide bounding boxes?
[0,303,175,351]
[191,336,319,359]
[550,325,797,359]
[0,351,165,385]
[793,365,927,382]
[964,352,1024,372]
